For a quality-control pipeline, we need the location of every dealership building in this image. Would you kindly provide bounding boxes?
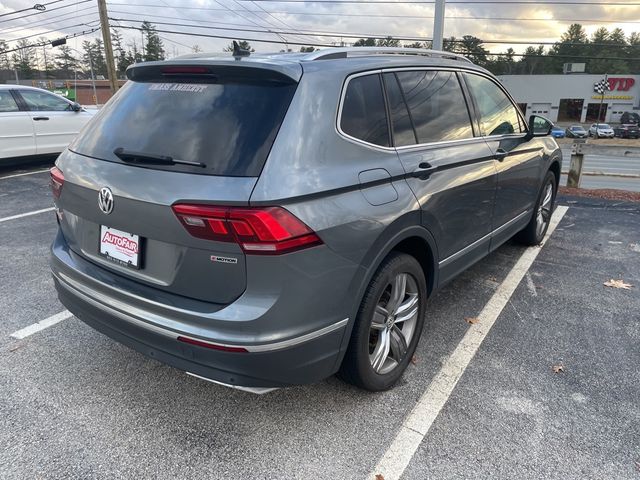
[497,74,639,125]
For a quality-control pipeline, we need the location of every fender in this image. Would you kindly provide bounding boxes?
[332,215,440,370]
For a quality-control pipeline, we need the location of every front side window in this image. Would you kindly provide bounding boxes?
[0,91,19,112]
[19,89,72,111]
[394,70,474,144]
[340,74,389,147]
[463,74,523,136]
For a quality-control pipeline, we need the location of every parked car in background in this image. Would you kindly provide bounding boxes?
[50,47,561,392]
[614,123,640,139]
[0,85,95,165]
[588,123,614,138]
[551,126,565,138]
[565,125,588,138]
[620,112,640,126]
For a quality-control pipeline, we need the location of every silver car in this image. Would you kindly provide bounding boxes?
[50,47,561,392]
[588,123,615,138]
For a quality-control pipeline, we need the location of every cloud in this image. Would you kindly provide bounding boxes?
[0,0,638,56]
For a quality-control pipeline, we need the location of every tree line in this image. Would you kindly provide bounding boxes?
[0,21,165,80]
[1,22,638,80]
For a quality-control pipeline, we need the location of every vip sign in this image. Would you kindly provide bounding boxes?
[608,78,635,91]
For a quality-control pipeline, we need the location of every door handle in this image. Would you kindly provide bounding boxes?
[33,116,49,121]
[494,149,508,161]
[414,162,438,179]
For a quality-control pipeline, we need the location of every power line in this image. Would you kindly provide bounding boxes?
[0,0,69,19]
[112,24,640,60]
[110,18,636,48]
[0,6,97,35]
[0,0,94,25]
[2,20,100,44]
[0,27,100,54]
[105,3,640,23]
[237,0,640,4]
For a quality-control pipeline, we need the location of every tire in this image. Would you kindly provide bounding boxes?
[338,252,427,391]
[515,170,557,246]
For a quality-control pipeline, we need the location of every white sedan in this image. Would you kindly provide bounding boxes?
[0,85,95,163]
[588,123,615,139]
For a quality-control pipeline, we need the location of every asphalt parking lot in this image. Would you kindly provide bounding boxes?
[1,165,639,479]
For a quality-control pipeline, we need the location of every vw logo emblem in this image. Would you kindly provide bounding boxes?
[98,187,114,215]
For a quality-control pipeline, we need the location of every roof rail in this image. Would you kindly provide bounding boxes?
[303,46,473,63]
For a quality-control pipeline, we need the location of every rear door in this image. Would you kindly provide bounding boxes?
[16,88,92,155]
[56,65,299,305]
[0,90,36,159]
[462,72,543,246]
[383,69,497,283]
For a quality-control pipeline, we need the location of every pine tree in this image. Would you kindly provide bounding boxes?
[142,21,165,61]
[111,29,129,77]
[12,40,36,77]
[0,39,10,70]
[224,40,254,52]
[53,45,79,77]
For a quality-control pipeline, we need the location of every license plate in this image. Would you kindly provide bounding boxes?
[99,225,141,269]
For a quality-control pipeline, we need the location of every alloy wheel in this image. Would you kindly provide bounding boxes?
[368,273,420,375]
[536,182,553,238]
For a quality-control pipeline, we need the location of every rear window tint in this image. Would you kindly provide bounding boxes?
[340,74,390,147]
[70,79,296,176]
[395,70,473,144]
[382,73,417,147]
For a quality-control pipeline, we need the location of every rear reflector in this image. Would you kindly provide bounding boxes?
[177,336,248,353]
[50,166,64,199]
[172,204,322,255]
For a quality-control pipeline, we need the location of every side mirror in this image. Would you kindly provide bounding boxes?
[526,115,553,139]
[71,102,82,112]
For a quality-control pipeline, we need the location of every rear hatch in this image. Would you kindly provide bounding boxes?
[55,60,300,304]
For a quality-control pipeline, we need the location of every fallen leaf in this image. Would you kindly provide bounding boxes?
[552,364,565,374]
[410,355,418,365]
[375,475,385,480]
[603,279,634,290]
[465,317,480,325]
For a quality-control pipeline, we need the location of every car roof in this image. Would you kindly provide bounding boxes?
[0,84,58,92]
[134,47,488,82]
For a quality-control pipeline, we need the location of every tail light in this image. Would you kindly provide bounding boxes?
[172,204,322,255]
[177,336,248,353]
[50,166,64,199]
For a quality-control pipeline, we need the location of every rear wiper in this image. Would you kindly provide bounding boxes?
[113,147,206,168]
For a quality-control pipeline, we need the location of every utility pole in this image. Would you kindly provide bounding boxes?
[97,0,119,94]
[433,0,445,51]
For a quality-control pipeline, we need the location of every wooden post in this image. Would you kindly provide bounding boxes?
[97,0,119,94]
[567,139,586,188]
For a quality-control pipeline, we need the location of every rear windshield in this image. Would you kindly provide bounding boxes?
[70,79,296,176]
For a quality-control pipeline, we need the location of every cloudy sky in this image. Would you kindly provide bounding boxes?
[1,0,639,58]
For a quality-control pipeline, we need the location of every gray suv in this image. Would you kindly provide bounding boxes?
[50,47,561,392]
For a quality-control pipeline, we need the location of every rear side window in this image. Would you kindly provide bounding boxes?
[340,74,390,147]
[463,73,523,136]
[0,91,19,112]
[382,73,417,147]
[395,70,474,144]
[70,79,297,177]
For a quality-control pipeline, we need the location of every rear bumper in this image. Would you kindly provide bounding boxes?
[51,231,353,388]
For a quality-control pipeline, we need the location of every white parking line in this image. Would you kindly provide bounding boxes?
[0,169,49,180]
[10,310,73,340]
[371,206,568,480]
[0,207,55,223]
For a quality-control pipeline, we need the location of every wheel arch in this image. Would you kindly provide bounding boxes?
[333,222,440,371]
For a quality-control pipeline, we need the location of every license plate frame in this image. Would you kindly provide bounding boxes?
[99,225,142,270]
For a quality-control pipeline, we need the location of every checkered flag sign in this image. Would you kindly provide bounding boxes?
[593,78,611,94]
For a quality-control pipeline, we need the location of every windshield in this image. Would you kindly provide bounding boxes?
[70,78,297,176]
[596,124,611,129]
[571,126,584,131]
